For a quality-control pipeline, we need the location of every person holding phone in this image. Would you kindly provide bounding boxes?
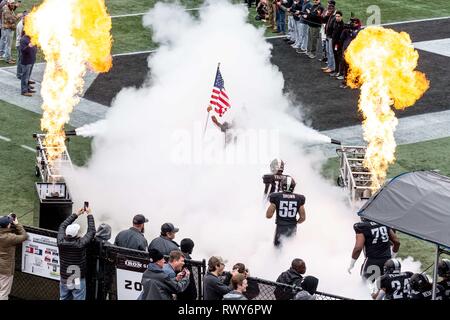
[0,213,28,300]
[57,203,96,300]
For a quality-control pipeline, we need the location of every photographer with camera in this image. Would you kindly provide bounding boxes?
[0,213,27,300]
[139,249,190,300]
[57,203,96,300]
[0,0,22,64]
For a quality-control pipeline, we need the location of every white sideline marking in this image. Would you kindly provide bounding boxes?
[0,134,11,142]
[20,145,35,152]
[381,16,450,26]
[413,38,450,57]
[110,6,219,18]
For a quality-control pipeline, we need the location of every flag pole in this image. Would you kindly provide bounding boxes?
[203,109,210,138]
[203,63,221,138]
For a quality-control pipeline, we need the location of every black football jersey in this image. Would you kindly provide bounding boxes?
[353,221,391,259]
[378,272,413,300]
[263,174,290,195]
[438,280,450,300]
[408,284,445,300]
[269,192,305,226]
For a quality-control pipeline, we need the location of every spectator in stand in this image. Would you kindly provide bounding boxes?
[15,9,25,79]
[296,0,312,54]
[275,0,287,35]
[274,258,306,300]
[204,256,232,300]
[338,17,362,87]
[139,249,190,300]
[177,238,197,301]
[283,0,296,44]
[148,222,180,256]
[329,11,344,77]
[0,214,28,300]
[0,0,21,64]
[437,259,450,300]
[163,250,186,279]
[223,273,248,300]
[294,275,319,300]
[114,214,149,251]
[288,0,301,47]
[305,0,323,58]
[230,262,260,299]
[256,0,269,22]
[0,0,7,39]
[19,29,36,97]
[321,1,336,71]
[57,207,96,300]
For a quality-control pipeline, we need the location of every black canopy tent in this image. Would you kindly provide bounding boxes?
[357,171,450,300]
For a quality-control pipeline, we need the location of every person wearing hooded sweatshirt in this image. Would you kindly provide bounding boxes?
[294,275,319,300]
[0,214,27,300]
[139,249,190,300]
[57,207,96,300]
[274,258,306,300]
[177,238,198,301]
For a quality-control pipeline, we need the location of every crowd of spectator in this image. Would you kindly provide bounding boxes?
[251,0,362,89]
[0,0,36,97]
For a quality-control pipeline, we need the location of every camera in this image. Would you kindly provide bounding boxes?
[84,201,89,210]
[10,213,16,220]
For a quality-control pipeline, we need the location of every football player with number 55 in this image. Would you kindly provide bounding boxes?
[266,176,306,247]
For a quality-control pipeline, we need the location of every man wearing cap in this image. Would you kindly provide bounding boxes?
[114,214,149,252]
[148,222,180,256]
[57,207,96,300]
[0,214,28,300]
[203,256,232,300]
[139,249,190,300]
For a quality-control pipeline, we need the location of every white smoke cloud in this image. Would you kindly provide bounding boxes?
[65,0,419,299]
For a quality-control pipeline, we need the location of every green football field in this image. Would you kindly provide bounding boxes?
[0,0,449,272]
[2,0,449,59]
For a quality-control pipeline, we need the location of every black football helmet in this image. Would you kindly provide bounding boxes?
[281,176,296,192]
[383,259,401,275]
[409,273,429,291]
[270,158,284,174]
[438,259,450,278]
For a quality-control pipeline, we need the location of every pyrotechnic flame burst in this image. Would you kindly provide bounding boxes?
[345,26,429,187]
[25,0,112,162]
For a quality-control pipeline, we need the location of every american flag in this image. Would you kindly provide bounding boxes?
[209,65,230,117]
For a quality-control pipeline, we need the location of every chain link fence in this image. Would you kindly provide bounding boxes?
[247,277,352,300]
[10,226,349,300]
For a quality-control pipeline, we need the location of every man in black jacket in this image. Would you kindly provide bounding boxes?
[305,0,323,58]
[203,256,232,300]
[19,30,36,97]
[177,238,198,301]
[139,249,190,300]
[274,258,306,300]
[114,214,149,251]
[329,11,344,77]
[57,207,95,300]
[148,222,180,255]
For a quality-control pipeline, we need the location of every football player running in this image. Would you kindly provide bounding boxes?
[372,259,413,300]
[348,219,400,282]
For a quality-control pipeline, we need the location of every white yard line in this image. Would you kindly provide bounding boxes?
[20,145,36,152]
[381,16,450,26]
[0,134,11,142]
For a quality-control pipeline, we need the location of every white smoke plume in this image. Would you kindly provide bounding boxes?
[65,1,420,299]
